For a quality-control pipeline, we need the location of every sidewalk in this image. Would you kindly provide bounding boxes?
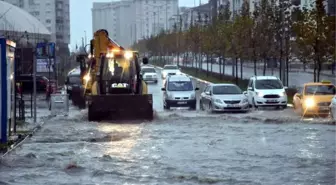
[242,63,335,77]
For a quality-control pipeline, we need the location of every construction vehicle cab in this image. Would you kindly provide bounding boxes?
[75,29,152,121]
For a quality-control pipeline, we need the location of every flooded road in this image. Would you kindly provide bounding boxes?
[0,69,335,185]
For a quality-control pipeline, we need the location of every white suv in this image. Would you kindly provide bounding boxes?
[246,76,288,109]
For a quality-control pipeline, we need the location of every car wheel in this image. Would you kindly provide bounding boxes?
[200,100,204,110]
[163,101,170,110]
[208,102,213,113]
[190,103,196,110]
[252,98,258,109]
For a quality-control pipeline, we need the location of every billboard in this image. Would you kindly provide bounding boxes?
[36,58,54,72]
[36,42,55,59]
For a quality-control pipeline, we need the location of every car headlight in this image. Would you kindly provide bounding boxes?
[280,91,286,96]
[304,98,315,108]
[242,98,248,103]
[256,92,263,97]
[190,93,196,99]
[214,99,222,104]
[83,74,91,82]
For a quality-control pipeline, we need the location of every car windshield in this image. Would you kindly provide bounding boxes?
[68,76,81,84]
[255,79,283,89]
[168,81,193,91]
[141,68,156,73]
[213,85,242,95]
[304,85,336,95]
[164,65,178,70]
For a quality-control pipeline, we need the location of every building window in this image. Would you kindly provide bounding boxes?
[46,19,51,23]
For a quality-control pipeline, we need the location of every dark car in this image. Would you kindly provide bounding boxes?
[16,74,49,93]
[65,74,82,99]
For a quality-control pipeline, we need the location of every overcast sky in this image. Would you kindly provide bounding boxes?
[69,0,207,50]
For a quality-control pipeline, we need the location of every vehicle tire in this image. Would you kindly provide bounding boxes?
[200,100,204,110]
[208,102,213,113]
[282,105,287,109]
[190,103,196,110]
[163,101,170,110]
[252,98,258,109]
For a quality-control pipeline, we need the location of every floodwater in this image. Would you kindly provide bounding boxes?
[0,69,335,185]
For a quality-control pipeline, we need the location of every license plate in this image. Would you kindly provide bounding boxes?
[319,107,329,110]
[227,104,240,107]
[266,99,278,102]
[177,101,187,105]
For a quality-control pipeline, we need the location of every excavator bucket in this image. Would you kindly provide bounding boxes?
[87,94,153,122]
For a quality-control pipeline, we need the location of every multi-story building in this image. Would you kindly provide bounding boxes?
[168,3,211,32]
[92,0,178,48]
[1,0,70,53]
[92,1,133,47]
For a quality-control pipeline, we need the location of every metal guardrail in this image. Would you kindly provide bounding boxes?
[50,94,69,116]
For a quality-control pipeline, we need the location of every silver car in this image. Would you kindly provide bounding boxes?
[161,75,199,110]
[200,83,249,112]
[330,95,336,121]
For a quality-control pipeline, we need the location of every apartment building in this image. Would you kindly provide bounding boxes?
[92,0,178,48]
[1,0,70,52]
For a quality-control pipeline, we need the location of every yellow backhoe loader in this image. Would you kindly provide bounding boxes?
[75,29,153,121]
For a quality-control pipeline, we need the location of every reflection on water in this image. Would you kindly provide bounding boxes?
[0,113,335,185]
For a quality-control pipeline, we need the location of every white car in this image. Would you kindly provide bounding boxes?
[200,83,249,112]
[246,76,288,109]
[330,95,336,121]
[161,75,199,110]
[141,66,158,83]
[161,64,182,79]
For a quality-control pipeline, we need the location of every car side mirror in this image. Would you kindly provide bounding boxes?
[205,92,210,95]
[243,91,247,95]
[161,88,166,91]
[195,87,199,91]
[248,87,253,91]
[142,57,149,65]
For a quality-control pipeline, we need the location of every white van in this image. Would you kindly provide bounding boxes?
[161,75,199,110]
[245,76,287,109]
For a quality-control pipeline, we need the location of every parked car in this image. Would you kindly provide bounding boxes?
[330,95,336,121]
[16,74,49,93]
[200,83,249,112]
[161,75,199,110]
[246,76,288,109]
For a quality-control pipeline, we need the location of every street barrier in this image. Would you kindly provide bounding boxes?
[50,94,69,116]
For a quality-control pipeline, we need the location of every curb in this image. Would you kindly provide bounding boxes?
[0,117,51,159]
[151,64,294,107]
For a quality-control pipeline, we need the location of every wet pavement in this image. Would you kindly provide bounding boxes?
[0,69,335,185]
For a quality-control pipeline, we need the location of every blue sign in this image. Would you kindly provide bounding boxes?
[36,42,55,59]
